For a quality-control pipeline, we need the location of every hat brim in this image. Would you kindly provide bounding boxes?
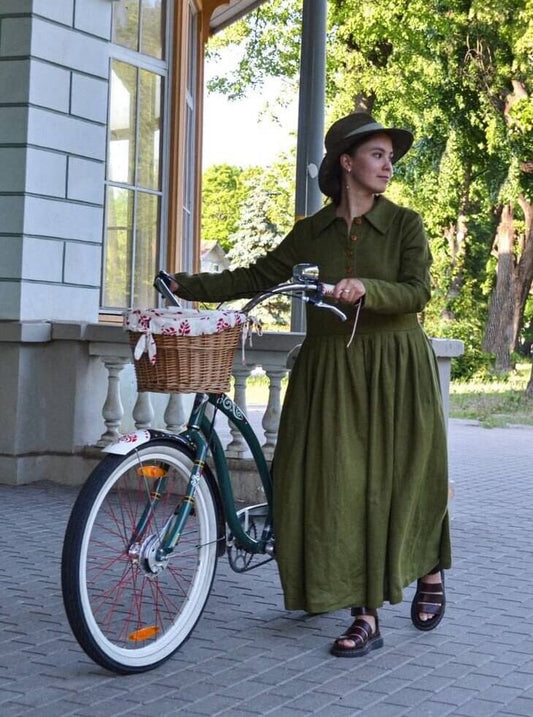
[318,127,413,198]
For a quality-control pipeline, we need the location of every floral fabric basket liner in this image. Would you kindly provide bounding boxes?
[124,307,259,365]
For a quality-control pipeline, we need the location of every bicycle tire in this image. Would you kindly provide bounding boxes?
[62,440,219,674]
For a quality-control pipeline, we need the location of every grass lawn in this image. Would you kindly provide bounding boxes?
[449,363,533,428]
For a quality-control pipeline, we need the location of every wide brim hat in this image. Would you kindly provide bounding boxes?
[318,112,414,198]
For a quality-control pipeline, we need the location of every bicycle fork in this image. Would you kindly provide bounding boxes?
[153,394,212,561]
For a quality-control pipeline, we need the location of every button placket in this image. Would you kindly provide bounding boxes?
[346,217,362,276]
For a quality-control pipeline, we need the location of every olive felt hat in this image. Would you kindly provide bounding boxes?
[318,112,414,198]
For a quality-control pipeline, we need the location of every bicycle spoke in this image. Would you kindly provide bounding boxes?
[62,443,219,672]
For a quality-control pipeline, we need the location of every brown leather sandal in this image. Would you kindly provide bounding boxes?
[330,607,384,658]
[411,570,446,631]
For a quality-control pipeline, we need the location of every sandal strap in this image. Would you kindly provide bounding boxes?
[411,570,446,630]
[416,602,442,615]
[415,577,445,618]
[418,582,443,593]
[338,618,373,646]
[418,591,444,604]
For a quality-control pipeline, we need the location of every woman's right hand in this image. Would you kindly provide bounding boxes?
[169,279,179,294]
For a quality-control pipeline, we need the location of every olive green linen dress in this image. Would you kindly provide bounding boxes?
[174,196,452,613]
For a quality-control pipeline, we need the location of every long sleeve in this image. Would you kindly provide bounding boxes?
[361,213,432,314]
[173,226,301,303]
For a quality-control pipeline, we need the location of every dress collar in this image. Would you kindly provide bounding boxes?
[309,195,400,236]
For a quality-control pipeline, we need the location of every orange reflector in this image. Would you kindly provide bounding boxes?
[137,466,167,479]
[128,626,160,641]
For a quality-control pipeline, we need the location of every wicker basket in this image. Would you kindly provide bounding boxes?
[129,324,241,394]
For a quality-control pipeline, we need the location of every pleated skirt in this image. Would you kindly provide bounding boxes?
[272,324,452,613]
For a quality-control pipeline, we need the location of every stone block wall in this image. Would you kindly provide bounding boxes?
[0,0,113,322]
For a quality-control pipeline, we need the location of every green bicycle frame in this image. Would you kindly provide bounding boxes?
[156,391,273,557]
[204,392,273,548]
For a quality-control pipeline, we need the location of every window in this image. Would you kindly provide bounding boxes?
[181,1,198,273]
[102,0,169,310]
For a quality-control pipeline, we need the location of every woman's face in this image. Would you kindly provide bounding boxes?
[341,133,394,195]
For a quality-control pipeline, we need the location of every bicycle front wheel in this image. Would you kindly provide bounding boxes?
[62,441,219,674]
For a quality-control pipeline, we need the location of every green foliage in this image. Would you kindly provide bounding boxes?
[226,174,292,328]
[201,164,258,251]
[201,159,295,252]
[206,0,302,100]
[205,0,533,377]
[518,295,533,357]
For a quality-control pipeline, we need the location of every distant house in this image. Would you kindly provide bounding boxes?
[201,240,230,273]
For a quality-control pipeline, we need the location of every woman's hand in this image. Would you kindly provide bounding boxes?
[332,278,366,304]
[169,279,179,294]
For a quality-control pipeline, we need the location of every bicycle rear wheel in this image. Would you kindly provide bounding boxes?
[62,441,219,674]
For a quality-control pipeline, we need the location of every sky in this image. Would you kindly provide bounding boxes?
[202,52,299,170]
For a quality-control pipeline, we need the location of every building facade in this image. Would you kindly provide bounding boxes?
[0,0,285,486]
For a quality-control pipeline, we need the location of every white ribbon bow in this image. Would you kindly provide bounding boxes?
[134,332,157,365]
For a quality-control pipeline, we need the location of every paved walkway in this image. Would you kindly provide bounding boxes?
[1,419,533,717]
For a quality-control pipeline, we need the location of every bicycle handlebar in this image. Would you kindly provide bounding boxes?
[241,281,348,321]
[153,268,353,322]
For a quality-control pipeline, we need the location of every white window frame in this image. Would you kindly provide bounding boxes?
[101,1,174,312]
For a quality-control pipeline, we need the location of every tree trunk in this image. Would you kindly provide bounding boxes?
[515,195,533,345]
[353,92,375,113]
[441,164,471,320]
[482,203,517,372]
[446,204,469,299]
[527,363,533,398]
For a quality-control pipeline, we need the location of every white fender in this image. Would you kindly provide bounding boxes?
[102,430,152,455]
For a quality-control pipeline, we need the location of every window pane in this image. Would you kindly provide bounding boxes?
[141,0,165,59]
[108,61,138,185]
[113,0,140,51]
[134,192,159,307]
[104,187,134,307]
[181,4,197,271]
[138,70,162,190]
[187,2,196,93]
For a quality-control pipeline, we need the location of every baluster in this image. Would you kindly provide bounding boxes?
[133,392,153,429]
[262,368,286,459]
[164,393,186,433]
[97,357,129,447]
[226,365,252,457]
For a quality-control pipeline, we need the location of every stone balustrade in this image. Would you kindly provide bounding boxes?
[90,329,463,458]
[0,318,463,490]
[89,330,304,458]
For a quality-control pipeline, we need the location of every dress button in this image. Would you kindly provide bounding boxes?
[350,233,358,242]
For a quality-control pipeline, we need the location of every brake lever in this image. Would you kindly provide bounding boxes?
[311,300,347,321]
[301,294,347,321]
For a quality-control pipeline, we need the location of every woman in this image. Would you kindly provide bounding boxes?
[170,112,451,658]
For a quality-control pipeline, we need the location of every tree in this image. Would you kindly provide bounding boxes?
[206,0,533,379]
[201,164,257,251]
[206,0,301,100]
[226,175,291,327]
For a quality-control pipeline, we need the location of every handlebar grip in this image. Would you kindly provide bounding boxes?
[154,270,181,307]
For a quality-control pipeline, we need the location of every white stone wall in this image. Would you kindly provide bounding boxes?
[0,0,113,322]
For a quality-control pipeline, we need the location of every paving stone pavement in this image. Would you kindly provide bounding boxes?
[1,419,532,717]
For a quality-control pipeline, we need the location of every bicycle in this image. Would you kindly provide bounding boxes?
[61,264,355,674]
